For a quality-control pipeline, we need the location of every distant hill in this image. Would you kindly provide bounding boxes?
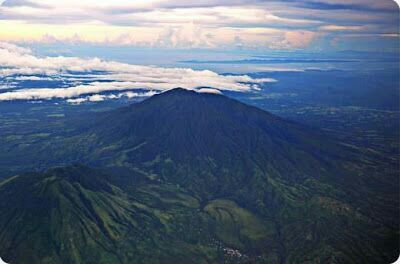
[0,89,398,263]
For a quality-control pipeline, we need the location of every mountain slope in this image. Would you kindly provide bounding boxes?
[67,89,360,193]
[0,89,398,263]
[0,165,223,263]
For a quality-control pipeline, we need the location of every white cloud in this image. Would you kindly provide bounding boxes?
[87,94,106,102]
[0,42,31,54]
[0,1,324,50]
[197,88,222,94]
[66,97,87,104]
[11,75,54,81]
[0,0,397,51]
[272,30,318,49]
[156,22,215,48]
[65,91,157,104]
[0,42,275,101]
[319,25,365,31]
[66,94,109,104]
[121,91,157,98]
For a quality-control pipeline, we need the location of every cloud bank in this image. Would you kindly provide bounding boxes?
[0,42,276,102]
[0,0,398,51]
[0,256,7,264]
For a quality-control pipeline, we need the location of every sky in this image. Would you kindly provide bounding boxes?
[0,0,398,52]
[0,0,398,103]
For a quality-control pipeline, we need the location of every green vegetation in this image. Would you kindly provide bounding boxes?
[204,199,272,248]
[0,89,398,263]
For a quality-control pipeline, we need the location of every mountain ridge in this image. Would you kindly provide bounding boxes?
[0,88,398,263]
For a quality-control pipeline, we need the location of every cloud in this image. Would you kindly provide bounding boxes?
[0,0,397,51]
[197,88,222,94]
[66,91,157,104]
[319,24,364,31]
[156,22,215,48]
[0,256,7,264]
[0,42,274,101]
[67,94,110,104]
[0,42,31,54]
[0,1,398,53]
[276,30,318,49]
[122,91,157,98]
[66,97,87,104]
[293,0,398,12]
[2,0,45,8]
[11,75,54,81]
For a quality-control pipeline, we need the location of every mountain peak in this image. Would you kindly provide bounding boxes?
[153,87,224,99]
[87,86,351,194]
[163,87,195,94]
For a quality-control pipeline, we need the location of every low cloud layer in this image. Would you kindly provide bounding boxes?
[0,42,276,102]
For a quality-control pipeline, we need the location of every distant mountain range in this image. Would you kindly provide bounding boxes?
[0,88,398,263]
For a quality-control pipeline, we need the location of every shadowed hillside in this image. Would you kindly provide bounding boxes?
[0,89,398,263]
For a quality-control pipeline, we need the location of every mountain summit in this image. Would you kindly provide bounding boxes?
[79,88,355,194]
[0,89,398,263]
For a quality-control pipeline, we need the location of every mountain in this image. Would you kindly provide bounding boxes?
[0,89,398,263]
[50,88,360,192]
[0,165,224,263]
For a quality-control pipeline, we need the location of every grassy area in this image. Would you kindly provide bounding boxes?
[204,199,272,248]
